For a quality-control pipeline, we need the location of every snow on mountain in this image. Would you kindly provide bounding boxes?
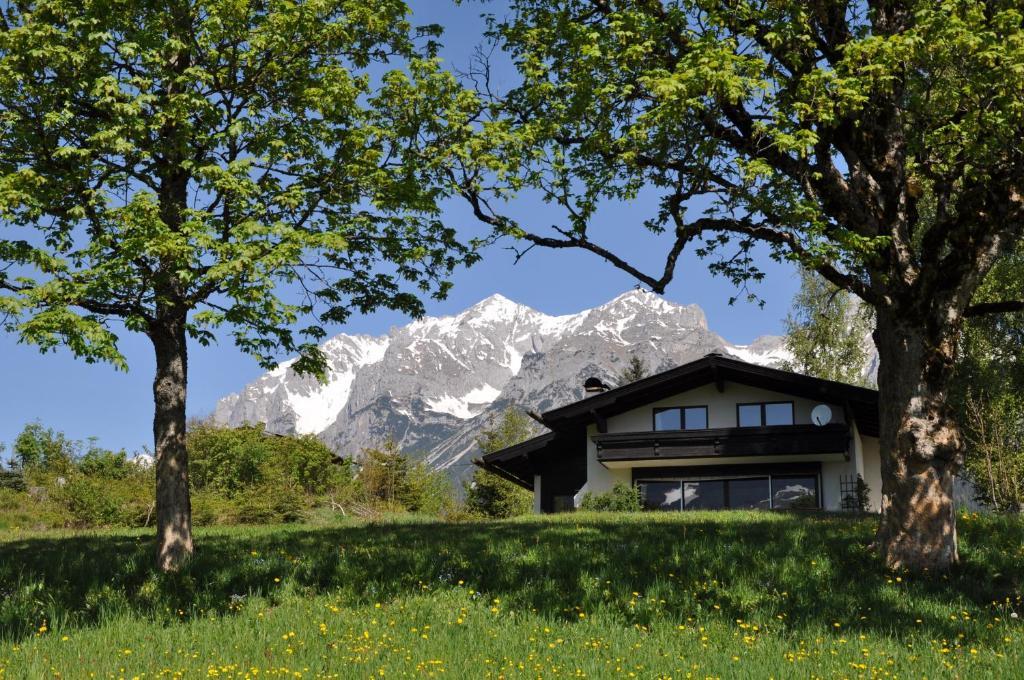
[214,334,390,435]
[213,289,793,478]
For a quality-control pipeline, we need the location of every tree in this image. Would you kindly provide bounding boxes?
[960,394,1024,512]
[951,249,1024,511]
[781,269,874,386]
[357,438,451,512]
[12,421,77,474]
[0,1,475,570]
[455,0,1024,570]
[466,407,533,518]
[358,438,412,507]
[616,351,649,386]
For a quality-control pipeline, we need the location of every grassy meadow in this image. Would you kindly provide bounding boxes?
[0,511,1021,678]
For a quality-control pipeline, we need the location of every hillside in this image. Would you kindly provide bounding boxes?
[214,290,792,472]
[0,512,1021,676]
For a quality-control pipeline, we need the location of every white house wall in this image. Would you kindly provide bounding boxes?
[860,435,883,511]
[579,422,630,503]
[577,380,871,512]
[604,382,846,433]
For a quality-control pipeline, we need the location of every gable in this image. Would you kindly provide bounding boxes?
[540,354,878,437]
[605,381,846,433]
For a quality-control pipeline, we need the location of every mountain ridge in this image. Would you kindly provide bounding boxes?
[213,289,792,477]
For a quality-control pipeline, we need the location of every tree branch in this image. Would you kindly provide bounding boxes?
[964,301,1024,318]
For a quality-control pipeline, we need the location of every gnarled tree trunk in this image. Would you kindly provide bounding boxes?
[150,310,193,572]
[873,306,963,571]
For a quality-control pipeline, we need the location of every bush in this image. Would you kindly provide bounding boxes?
[579,483,641,512]
[191,490,237,527]
[234,480,308,524]
[56,477,124,527]
[52,474,153,528]
[187,421,345,497]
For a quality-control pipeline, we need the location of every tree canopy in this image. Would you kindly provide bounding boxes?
[453,0,1024,570]
[0,0,479,569]
[782,269,874,386]
[0,0,477,375]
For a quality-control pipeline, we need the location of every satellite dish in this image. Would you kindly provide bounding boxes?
[811,404,832,426]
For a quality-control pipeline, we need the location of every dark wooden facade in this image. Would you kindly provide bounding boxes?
[593,423,850,463]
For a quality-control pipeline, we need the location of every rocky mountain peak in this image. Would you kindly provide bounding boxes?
[214,291,791,478]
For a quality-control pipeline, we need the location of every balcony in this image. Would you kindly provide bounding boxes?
[593,423,850,467]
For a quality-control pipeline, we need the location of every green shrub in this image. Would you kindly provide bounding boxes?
[234,481,307,524]
[0,470,25,491]
[579,483,641,512]
[187,421,344,496]
[191,490,237,527]
[51,474,153,528]
[54,477,123,527]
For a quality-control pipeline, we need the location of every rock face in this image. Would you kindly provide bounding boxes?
[213,289,792,478]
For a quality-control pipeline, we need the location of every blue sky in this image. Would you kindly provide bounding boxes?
[0,1,799,458]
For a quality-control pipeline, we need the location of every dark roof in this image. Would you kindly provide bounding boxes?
[474,432,560,490]
[540,353,879,437]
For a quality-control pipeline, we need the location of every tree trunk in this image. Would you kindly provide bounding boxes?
[873,307,963,571]
[151,312,193,572]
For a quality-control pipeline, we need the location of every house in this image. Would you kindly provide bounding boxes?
[475,353,882,513]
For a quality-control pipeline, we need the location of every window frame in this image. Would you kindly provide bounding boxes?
[652,405,710,431]
[735,400,795,428]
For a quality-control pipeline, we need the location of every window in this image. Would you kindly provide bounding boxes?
[727,478,771,509]
[635,474,816,511]
[653,408,682,431]
[737,403,763,427]
[640,481,683,511]
[765,402,794,426]
[737,401,794,427]
[684,406,708,430]
[683,480,725,509]
[771,476,819,509]
[653,406,709,431]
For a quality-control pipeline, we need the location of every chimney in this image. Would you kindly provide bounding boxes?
[583,377,610,395]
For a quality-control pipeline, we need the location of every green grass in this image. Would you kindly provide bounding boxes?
[0,511,1021,678]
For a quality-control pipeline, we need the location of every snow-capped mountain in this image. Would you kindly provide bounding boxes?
[213,289,792,478]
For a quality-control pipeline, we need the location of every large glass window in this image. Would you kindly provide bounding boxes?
[727,478,771,509]
[654,406,708,431]
[636,475,815,511]
[640,481,683,511]
[683,480,725,509]
[771,476,819,509]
